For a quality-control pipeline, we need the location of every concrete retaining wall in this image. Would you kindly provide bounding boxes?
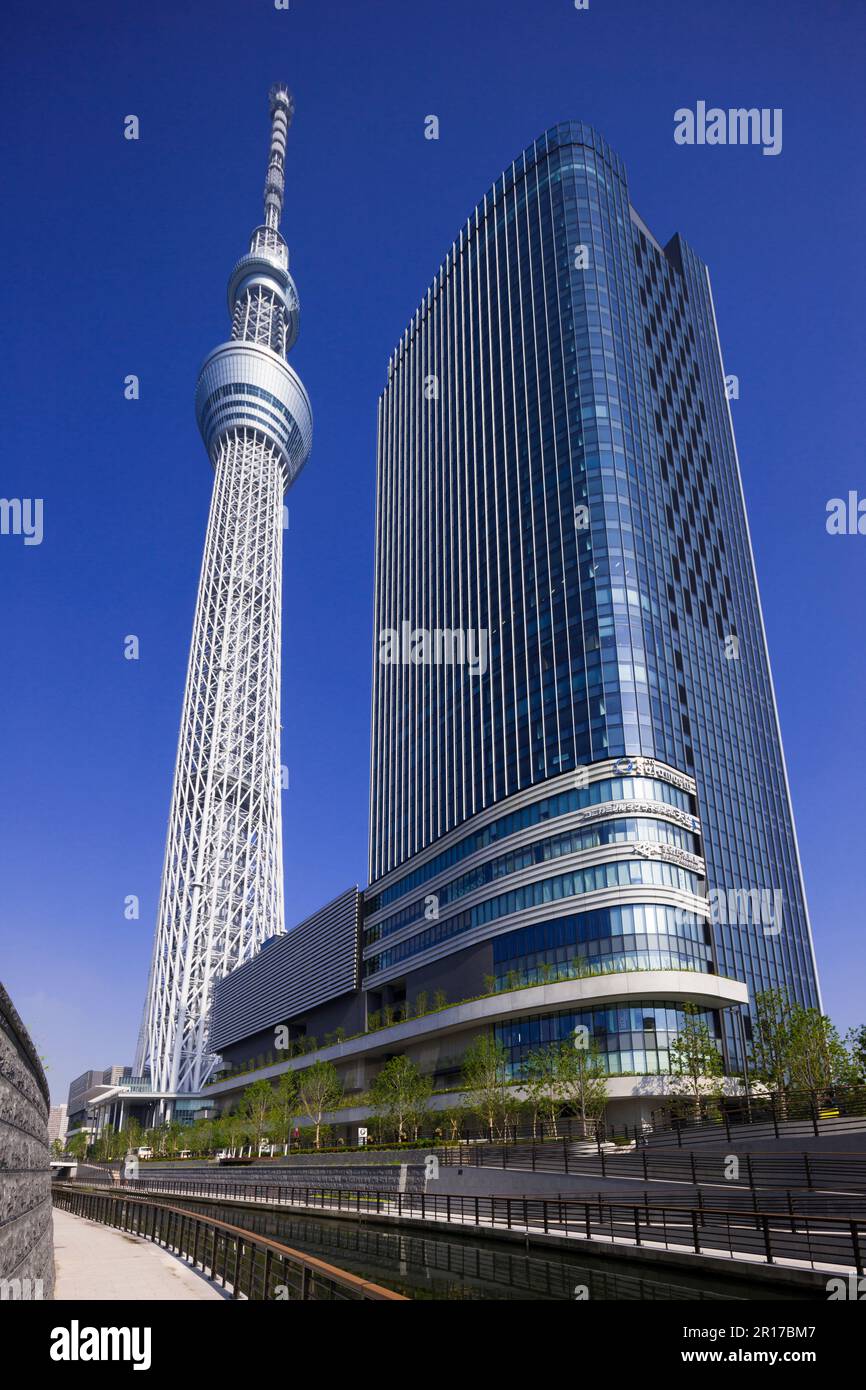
[137,1161,426,1194]
[0,983,54,1299]
[142,1148,423,1172]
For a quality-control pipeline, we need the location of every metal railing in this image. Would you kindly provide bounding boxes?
[448,1085,866,1149]
[52,1184,404,1301]
[439,1141,866,1193]
[60,1179,865,1276]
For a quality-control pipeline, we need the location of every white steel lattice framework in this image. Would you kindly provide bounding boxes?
[135,86,312,1095]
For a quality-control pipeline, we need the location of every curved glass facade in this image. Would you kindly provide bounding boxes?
[496,1001,722,1079]
[366,815,698,943]
[492,905,713,987]
[367,772,694,912]
[365,856,703,977]
[367,121,820,1069]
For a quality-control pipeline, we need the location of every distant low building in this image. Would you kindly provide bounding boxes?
[66,1065,131,1139]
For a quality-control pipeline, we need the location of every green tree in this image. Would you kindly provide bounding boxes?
[207,1115,228,1155]
[440,1099,469,1143]
[559,1037,608,1139]
[500,1086,524,1142]
[124,1118,143,1154]
[223,1110,247,1156]
[296,1061,343,1149]
[461,1032,510,1140]
[240,1079,276,1153]
[164,1120,185,1156]
[183,1119,200,1156]
[787,1007,854,1097]
[66,1133,88,1160]
[369,1055,432,1143]
[523,1045,562,1139]
[91,1127,121,1163]
[271,1071,299,1150]
[751,988,793,1098]
[668,1003,724,1120]
[845,1025,866,1085]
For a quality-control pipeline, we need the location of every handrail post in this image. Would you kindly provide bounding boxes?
[761,1214,773,1264]
[787,1190,796,1234]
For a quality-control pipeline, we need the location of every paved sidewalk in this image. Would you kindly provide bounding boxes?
[53,1208,225,1300]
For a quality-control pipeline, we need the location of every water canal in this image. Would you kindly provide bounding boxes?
[173,1198,816,1301]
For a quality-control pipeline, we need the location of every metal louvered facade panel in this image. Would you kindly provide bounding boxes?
[210,886,361,1051]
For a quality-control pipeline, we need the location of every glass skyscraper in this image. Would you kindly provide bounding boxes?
[366,122,820,1084]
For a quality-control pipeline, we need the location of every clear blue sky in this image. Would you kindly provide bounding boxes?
[1,0,863,1104]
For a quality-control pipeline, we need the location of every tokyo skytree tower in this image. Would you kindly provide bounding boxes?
[135,86,312,1096]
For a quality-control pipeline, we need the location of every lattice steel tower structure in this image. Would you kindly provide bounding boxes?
[135,85,312,1096]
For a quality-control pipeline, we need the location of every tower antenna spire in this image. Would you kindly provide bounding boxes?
[264,84,294,232]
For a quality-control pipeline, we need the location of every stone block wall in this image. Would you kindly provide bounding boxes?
[0,983,54,1298]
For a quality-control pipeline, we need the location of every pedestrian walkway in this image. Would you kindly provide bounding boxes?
[53,1208,226,1300]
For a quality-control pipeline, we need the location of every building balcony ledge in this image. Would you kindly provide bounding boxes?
[206,968,748,1097]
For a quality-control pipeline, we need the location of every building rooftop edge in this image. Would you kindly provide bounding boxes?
[379,120,685,391]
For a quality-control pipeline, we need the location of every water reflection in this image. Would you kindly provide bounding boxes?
[180,1200,810,1301]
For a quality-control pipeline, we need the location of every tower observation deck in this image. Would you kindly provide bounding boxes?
[135,86,312,1096]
